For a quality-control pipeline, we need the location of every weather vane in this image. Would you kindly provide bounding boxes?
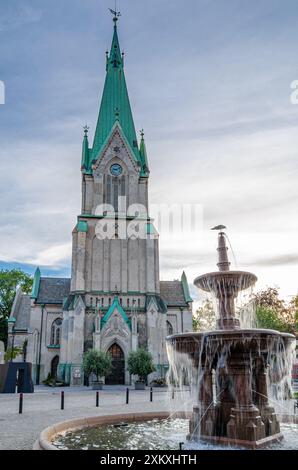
[109,2,121,21]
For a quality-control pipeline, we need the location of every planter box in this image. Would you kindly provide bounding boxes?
[135,382,146,390]
[92,382,103,390]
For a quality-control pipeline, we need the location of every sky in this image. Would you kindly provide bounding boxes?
[0,0,297,304]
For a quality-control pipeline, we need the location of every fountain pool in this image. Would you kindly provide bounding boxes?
[51,418,298,450]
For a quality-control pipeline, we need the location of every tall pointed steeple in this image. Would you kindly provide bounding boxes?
[139,129,149,177]
[88,15,141,171]
[81,125,90,170]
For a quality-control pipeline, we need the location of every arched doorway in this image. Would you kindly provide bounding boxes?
[105,343,125,385]
[51,355,59,381]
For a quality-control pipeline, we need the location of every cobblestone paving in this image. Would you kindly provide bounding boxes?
[0,386,191,450]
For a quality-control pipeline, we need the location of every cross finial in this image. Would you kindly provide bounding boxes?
[140,129,145,139]
[83,125,89,136]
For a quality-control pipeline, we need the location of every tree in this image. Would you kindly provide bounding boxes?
[82,349,112,383]
[193,299,216,332]
[252,287,296,334]
[4,347,22,363]
[127,348,155,383]
[0,269,33,347]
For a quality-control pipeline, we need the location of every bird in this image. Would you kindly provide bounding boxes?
[211,225,227,231]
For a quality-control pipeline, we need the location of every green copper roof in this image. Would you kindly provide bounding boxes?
[90,20,140,168]
[77,220,88,232]
[181,271,192,303]
[101,296,131,330]
[139,131,149,177]
[31,267,41,300]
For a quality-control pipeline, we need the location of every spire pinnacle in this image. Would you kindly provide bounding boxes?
[139,128,149,176]
[82,125,90,170]
[109,7,121,24]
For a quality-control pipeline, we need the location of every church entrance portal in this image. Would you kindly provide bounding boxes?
[51,355,59,381]
[105,344,125,385]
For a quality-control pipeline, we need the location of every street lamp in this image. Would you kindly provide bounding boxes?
[7,317,16,362]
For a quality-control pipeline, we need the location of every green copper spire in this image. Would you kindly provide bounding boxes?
[81,125,90,170]
[139,129,149,177]
[181,271,192,303]
[90,16,140,169]
[31,267,41,300]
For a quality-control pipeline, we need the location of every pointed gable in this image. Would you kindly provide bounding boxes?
[101,296,131,330]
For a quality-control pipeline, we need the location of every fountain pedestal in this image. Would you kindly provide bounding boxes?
[225,354,266,443]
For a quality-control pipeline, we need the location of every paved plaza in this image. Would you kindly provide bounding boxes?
[0,386,192,450]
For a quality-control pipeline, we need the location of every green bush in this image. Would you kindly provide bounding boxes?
[83,349,112,382]
[127,348,155,383]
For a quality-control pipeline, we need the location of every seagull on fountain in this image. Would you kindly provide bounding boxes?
[211,225,227,231]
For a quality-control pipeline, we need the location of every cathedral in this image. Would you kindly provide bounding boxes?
[8,16,193,386]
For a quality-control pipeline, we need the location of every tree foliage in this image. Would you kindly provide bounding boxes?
[4,347,22,362]
[193,299,216,332]
[252,287,297,334]
[82,349,112,382]
[127,348,155,383]
[0,269,33,347]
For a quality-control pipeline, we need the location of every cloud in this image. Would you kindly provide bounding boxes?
[0,0,297,300]
[249,254,298,268]
[0,5,42,32]
[31,243,72,267]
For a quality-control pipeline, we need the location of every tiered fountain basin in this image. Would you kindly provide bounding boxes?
[167,327,295,448]
[194,270,258,330]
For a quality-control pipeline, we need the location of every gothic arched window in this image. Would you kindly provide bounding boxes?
[51,318,63,346]
[105,173,126,213]
[167,320,173,336]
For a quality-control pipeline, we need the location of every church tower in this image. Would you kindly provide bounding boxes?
[60,14,163,385]
[18,14,192,387]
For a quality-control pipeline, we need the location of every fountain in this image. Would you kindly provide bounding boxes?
[35,229,297,451]
[166,229,296,448]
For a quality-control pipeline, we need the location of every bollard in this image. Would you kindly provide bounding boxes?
[150,387,153,402]
[126,387,129,404]
[96,391,99,407]
[19,393,23,414]
[179,442,184,450]
[61,391,64,410]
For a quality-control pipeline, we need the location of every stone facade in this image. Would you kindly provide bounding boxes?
[7,18,193,385]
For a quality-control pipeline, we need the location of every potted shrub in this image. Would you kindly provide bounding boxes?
[83,349,112,390]
[127,348,155,390]
[151,377,167,388]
